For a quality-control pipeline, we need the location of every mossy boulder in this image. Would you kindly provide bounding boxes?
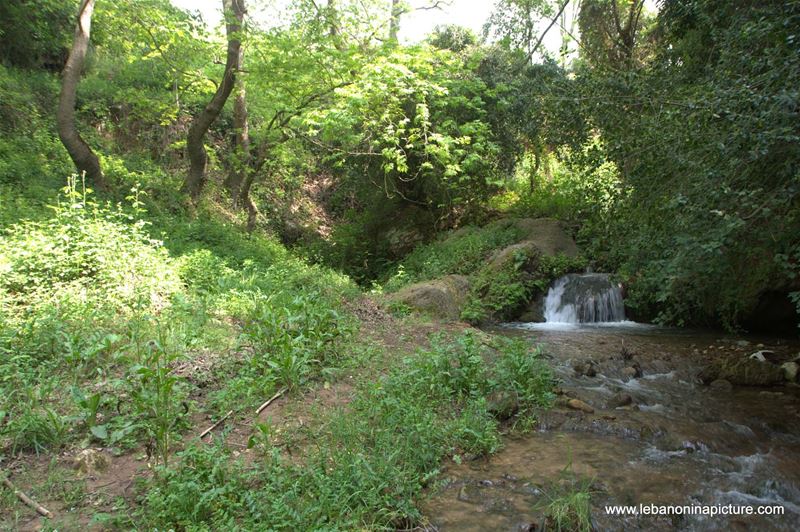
[388,275,470,319]
[486,218,580,258]
[699,357,785,386]
[462,226,585,324]
[487,241,543,272]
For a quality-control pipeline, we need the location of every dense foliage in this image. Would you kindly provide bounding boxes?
[578,0,800,329]
[0,0,798,527]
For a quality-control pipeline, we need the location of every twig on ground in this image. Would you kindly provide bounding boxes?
[199,409,234,439]
[1,473,53,518]
[256,387,287,415]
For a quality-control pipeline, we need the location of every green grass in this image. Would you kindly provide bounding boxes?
[534,463,596,532]
[383,221,525,291]
[130,332,554,530]
[0,178,357,465]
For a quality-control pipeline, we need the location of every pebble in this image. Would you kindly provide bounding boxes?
[709,379,733,391]
[608,392,634,408]
[567,398,595,414]
[781,361,798,382]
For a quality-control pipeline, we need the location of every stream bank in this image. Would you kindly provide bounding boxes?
[424,324,800,531]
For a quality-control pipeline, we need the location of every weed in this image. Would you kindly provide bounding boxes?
[535,462,596,532]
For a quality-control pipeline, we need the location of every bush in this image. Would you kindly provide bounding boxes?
[0,177,181,311]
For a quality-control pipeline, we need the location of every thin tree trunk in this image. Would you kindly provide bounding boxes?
[182,0,246,202]
[238,157,258,230]
[389,0,401,41]
[225,47,249,206]
[57,0,104,189]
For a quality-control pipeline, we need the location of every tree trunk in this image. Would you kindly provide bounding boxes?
[238,157,258,230]
[57,0,104,189]
[182,0,246,202]
[224,46,249,206]
[389,0,401,41]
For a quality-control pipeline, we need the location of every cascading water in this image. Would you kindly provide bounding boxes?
[543,273,625,323]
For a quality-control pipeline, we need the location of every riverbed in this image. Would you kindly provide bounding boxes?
[423,323,800,531]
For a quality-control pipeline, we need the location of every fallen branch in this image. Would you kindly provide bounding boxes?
[1,473,53,519]
[256,387,287,415]
[199,410,234,439]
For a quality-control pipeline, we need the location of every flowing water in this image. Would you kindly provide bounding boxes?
[423,299,800,530]
[543,274,626,324]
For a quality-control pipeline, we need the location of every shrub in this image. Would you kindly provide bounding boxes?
[0,177,181,312]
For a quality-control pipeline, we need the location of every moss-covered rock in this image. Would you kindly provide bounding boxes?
[388,274,470,319]
[699,358,785,386]
[510,218,580,258]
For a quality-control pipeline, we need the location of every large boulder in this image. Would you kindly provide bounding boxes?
[699,357,785,386]
[518,293,546,322]
[511,218,580,258]
[388,275,470,319]
[487,241,542,272]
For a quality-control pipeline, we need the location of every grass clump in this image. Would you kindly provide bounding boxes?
[0,176,357,462]
[535,464,596,532]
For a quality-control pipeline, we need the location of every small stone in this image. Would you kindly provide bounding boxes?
[72,449,110,476]
[607,392,633,408]
[622,366,641,379]
[567,398,595,414]
[457,486,470,502]
[709,379,733,391]
[781,361,799,382]
[736,340,751,347]
[479,480,493,487]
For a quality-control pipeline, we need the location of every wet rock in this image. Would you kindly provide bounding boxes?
[488,391,520,420]
[782,361,799,382]
[457,484,481,503]
[72,448,110,476]
[388,275,470,319]
[699,357,785,386]
[749,350,776,363]
[622,364,642,379]
[518,293,545,322]
[566,398,595,414]
[709,379,734,391]
[607,392,633,409]
[573,361,597,377]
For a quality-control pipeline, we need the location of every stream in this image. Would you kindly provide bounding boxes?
[423,322,800,531]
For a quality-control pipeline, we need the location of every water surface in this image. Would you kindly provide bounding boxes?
[423,324,800,531]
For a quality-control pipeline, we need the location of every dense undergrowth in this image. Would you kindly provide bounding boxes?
[0,176,554,528]
[0,172,355,459]
[135,332,553,530]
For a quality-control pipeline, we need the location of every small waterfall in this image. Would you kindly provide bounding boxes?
[543,273,625,323]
